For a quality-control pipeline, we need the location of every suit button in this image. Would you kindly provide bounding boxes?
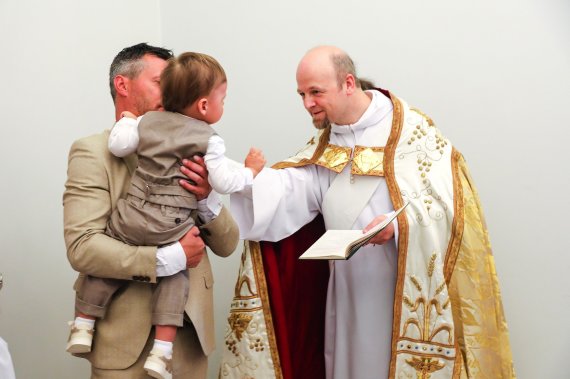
[175,218,181,224]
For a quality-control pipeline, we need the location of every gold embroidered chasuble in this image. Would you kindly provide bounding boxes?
[220,93,515,379]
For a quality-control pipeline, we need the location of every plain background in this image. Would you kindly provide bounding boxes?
[0,0,568,378]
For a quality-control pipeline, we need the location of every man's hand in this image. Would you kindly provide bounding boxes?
[245,147,266,177]
[179,156,212,201]
[363,214,395,245]
[179,226,205,268]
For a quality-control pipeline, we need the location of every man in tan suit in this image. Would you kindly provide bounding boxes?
[63,43,239,379]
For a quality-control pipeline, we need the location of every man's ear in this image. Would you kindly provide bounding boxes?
[197,98,208,117]
[345,74,356,95]
[114,75,129,98]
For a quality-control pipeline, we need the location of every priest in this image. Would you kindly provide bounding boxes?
[217,46,515,379]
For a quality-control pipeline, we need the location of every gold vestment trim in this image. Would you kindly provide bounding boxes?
[352,146,385,176]
[250,241,283,379]
[383,94,408,379]
[314,144,386,176]
[444,148,465,283]
[315,145,352,173]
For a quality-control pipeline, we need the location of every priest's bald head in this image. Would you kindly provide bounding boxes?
[296,46,375,129]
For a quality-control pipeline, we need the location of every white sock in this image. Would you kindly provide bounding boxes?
[153,339,173,359]
[74,317,95,329]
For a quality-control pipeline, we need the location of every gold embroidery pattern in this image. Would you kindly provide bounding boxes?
[384,94,409,379]
[220,241,283,379]
[316,144,351,173]
[443,148,465,282]
[447,157,516,378]
[250,241,283,379]
[352,146,385,176]
[227,313,253,342]
[399,109,450,224]
[272,127,331,170]
[405,356,445,379]
[400,252,455,377]
[315,144,386,176]
[402,253,453,344]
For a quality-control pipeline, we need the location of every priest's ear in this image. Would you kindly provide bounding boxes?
[344,73,357,95]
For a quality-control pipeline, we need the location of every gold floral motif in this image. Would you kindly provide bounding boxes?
[402,252,453,345]
[248,337,265,352]
[405,356,445,379]
[227,313,253,341]
[352,146,385,176]
[410,276,423,292]
[427,253,436,277]
[234,275,256,297]
[400,109,450,221]
[316,144,351,173]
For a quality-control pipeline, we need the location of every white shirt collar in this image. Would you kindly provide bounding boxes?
[331,90,393,135]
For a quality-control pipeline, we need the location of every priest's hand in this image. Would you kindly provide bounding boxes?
[363,214,395,245]
[179,156,212,201]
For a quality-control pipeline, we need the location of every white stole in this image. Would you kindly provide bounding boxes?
[322,112,393,230]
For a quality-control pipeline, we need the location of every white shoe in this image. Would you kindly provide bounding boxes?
[66,321,94,354]
[144,348,173,379]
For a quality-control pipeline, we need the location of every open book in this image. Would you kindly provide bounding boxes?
[299,200,410,260]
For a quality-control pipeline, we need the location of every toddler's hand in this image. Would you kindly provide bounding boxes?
[245,147,266,177]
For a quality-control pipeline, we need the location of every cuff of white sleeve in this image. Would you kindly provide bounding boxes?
[242,167,254,186]
[197,192,222,224]
[156,242,187,277]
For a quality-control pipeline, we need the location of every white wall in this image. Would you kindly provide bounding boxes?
[0,1,162,377]
[0,0,568,378]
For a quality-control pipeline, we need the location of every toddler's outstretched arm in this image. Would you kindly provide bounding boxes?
[245,148,266,177]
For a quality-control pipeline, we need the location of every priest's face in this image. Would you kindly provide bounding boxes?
[296,54,349,129]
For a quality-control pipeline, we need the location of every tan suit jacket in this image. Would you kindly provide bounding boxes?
[63,130,239,370]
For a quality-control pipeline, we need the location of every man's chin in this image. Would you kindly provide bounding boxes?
[312,117,330,130]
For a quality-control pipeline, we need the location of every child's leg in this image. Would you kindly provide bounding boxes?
[76,313,95,320]
[144,271,189,379]
[67,276,125,353]
[150,270,189,329]
[155,324,177,342]
[75,276,125,319]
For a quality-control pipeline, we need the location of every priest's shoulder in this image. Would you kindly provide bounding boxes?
[271,127,329,170]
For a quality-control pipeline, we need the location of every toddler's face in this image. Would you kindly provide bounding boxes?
[203,81,227,124]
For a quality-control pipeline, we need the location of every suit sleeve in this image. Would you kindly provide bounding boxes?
[198,205,239,258]
[63,137,158,282]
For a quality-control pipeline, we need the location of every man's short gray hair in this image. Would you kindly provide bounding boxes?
[331,53,359,88]
[108,43,173,102]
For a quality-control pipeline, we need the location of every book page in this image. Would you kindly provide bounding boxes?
[299,200,410,260]
[299,230,363,260]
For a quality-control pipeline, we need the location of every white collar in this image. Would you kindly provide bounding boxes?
[331,90,393,135]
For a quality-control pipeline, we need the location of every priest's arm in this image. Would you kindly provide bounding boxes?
[230,165,323,242]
